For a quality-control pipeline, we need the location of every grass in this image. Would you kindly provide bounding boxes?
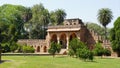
[0,56,120,68]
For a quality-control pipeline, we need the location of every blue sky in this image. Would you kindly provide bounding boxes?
[0,0,120,28]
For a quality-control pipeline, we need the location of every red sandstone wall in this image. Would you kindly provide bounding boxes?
[80,26,96,50]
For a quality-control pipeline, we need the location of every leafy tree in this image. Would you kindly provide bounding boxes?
[97,8,113,39]
[48,42,61,57]
[68,38,86,56]
[26,3,50,39]
[86,23,110,38]
[0,4,26,37]
[22,7,32,23]
[110,17,120,57]
[69,38,94,61]
[1,43,10,53]
[0,29,2,62]
[50,9,66,25]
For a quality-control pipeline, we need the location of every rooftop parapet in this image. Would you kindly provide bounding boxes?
[48,24,82,29]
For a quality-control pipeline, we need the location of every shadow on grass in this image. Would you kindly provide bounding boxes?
[55,55,68,58]
[0,60,12,64]
[82,60,98,63]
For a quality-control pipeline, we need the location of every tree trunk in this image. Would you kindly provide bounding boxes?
[0,44,1,62]
[117,52,120,57]
[104,26,107,40]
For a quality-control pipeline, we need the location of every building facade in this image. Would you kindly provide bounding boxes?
[18,18,112,54]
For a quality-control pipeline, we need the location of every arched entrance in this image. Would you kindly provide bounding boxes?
[43,46,47,52]
[69,33,77,41]
[37,46,40,52]
[60,33,67,49]
[51,34,57,43]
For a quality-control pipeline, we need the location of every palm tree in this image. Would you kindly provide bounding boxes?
[50,9,66,25]
[23,8,32,23]
[55,9,66,25]
[97,8,113,39]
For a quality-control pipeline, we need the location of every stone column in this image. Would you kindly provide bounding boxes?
[57,36,60,44]
[66,36,69,49]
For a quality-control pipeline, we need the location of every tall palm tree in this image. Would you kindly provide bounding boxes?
[97,8,113,39]
[50,9,66,25]
[23,8,32,23]
[55,9,66,25]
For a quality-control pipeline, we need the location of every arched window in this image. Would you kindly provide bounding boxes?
[69,33,77,41]
[37,46,40,52]
[51,34,57,43]
[43,46,47,52]
[60,33,67,49]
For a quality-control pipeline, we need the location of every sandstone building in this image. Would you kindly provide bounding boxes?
[18,18,111,54]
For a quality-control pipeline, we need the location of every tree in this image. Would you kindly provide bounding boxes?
[110,17,120,57]
[0,29,2,62]
[22,7,32,23]
[86,22,105,36]
[50,9,66,25]
[69,38,94,61]
[0,4,29,39]
[48,42,61,57]
[97,8,113,39]
[68,38,86,57]
[27,3,50,39]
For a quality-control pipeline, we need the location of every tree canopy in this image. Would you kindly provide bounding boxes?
[0,3,66,54]
[97,8,113,39]
[86,22,111,39]
[110,17,120,57]
[50,9,66,25]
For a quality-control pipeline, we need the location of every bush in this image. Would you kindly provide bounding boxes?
[68,49,74,57]
[1,43,10,53]
[22,45,35,53]
[103,49,111,56]
[93,42,104,56]
[10,42,18,52]
[76,48,93,61]
[1,42,19,53]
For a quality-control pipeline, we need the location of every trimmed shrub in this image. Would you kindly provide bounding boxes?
[76,48,93,61]
[22,45,35,53]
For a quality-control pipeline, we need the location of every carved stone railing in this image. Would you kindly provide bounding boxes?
[18,39,46,44]
[48,24,82,29]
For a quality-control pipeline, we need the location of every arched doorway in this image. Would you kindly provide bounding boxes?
[69,33,77,41]
[51,34,57,43]
[43,46,47,52]
[60,33,67,49]
[37,46,40,52]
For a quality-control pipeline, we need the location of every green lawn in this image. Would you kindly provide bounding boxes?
[0,56,120,68]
